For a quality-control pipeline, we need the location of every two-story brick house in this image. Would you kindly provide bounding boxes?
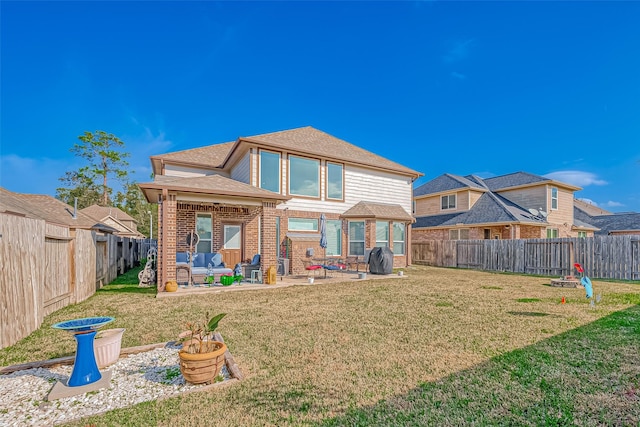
[412,172,598,241]
[138,126,422,290]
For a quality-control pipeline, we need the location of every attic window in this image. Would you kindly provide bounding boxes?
[441,194,456,210]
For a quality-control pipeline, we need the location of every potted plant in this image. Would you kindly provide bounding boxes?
[177,312,227,384]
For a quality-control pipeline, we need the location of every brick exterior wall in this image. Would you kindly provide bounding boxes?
[279,209,409,274]
[159,201,412,285]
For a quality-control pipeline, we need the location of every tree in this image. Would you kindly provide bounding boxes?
[56,170,102,208]
[114,183,156,237]
[56,130,130,207]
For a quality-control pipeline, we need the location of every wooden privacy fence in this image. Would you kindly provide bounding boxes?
[412,235,640,281]
[0,213,147,349]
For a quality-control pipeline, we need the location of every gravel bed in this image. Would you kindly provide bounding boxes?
[0,346,231,426]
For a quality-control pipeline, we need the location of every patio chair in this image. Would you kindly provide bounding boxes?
[303,259,323,278]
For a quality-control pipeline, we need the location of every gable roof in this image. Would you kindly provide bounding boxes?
[0,187,116,231]
[81,204,136,223]
[151,127,422,179]
[138,174,291,202]
[341,201,414,222]
[414,173,486,197]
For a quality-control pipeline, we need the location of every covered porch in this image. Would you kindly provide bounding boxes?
[139,174,290,292]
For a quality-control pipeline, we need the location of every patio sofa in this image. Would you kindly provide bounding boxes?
[176,252,233,284]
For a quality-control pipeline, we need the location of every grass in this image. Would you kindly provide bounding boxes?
[1,265,639,426]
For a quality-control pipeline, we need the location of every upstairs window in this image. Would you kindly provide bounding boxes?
[289,155,319,197]
[551,187,558,210]
[326,162,344,200]
[441,194,456,210]
[259,150,281,193]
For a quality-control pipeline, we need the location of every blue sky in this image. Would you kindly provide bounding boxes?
[1,1,639,212]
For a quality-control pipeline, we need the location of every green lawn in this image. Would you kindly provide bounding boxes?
[1,265,639,426]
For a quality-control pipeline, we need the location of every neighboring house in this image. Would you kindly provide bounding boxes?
[138,126,422,288]
[412,172,598,241]
[0,187,117,234]
[80,204,145,239]
[574,200,640,236]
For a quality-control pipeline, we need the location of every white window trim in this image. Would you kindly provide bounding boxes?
[259,149,281,193]
[376,221,389,248]
[288,217,318,232]
[348,220,365,256]
[288,155,320,198]
[551,187,558,210]
[441,194,456,210]
[392,222,405,256]
[196,213,213,252]
[326,161,344,201]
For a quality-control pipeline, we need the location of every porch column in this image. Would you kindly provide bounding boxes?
[260,201,278,282]
[406,222,412,266]
[158,192,177,291]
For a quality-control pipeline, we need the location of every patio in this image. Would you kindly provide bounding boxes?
[156,270,406,298]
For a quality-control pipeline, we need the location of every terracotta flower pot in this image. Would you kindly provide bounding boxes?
[179,341,227,384]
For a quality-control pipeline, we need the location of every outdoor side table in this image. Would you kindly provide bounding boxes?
[250,269,262,284]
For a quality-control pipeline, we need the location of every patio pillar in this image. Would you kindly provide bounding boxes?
[406,222,412,266]
[158,192,177,291]
[261,201,278,282]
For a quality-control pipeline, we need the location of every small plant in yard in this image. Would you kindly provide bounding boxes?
[163,366,181,383]
[178,312,226,354]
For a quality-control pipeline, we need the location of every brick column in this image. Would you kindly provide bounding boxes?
[261,201,278,282]
[158,192,177,291]
[406,222,412,266]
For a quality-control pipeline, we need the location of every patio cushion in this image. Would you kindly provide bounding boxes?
[176,252,189,265]
[250,254,261,266]
[191,252,225,268]
[209,253,224,267]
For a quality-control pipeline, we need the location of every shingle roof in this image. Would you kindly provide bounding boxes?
[81,204,136,223]
[138,174,290,201]
[0,187,116,231]
[152,127,421,178]
[152,141,235,169]
[575,206,640,235]
[414,173,486,197]
[414,192,546,228]
[341,201,414,222]
[483,171,550,191]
